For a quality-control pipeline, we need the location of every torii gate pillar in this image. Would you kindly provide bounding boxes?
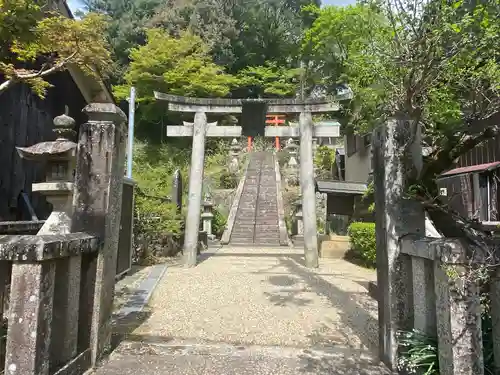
[299,112,318,268]
[184,112,207,267]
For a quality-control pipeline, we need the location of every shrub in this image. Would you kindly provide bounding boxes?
[314,145,336,179]
[347,222,376,267]
[219,171,238,189]
[212,207,228,237]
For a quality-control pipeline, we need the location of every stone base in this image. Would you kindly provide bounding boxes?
[38,211,72,235]
[198,232,208,254]
[368,281,378,301]
[291,235,304,247]
[319,235,350,259]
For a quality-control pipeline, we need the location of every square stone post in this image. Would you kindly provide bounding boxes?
[294,200,304,236]
[5,262,56,375]
[490,263,500,373]
[184,112,207,267]
[434,240,484,375]
[0,262,6,368]
[372,118,425,369]
[71,103,127,367]
[299,111,318,268]
[172,169,183,215]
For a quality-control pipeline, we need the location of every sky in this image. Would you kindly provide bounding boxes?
[67,0,356,13]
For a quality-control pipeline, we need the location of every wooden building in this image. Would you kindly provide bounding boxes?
[0,1,114,221]
[437,114,500,222]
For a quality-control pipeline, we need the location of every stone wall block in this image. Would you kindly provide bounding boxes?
[5,262,56,375]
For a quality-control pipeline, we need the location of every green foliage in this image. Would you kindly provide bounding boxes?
[314,145,336,178]
[82,0,162,82]
[236,62,302,98]
[398,311,496,374]
[303,3,391,132]
[0,0,111,96]
[114,29,238,102]
[113,29,238,134]
[347,222,376,268]
[212,207,228,237]
[150,0,238,67]
[230,0,316,73]
[132,141,187,237]
[218,171,238,189]
[397,330,439,375]
[304,0,500,184]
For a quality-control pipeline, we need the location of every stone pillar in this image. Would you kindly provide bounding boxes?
[372,118,425,369]
[0,261,9,367]
[491,266,500,373]
[299,111,318,268]
[71,103,127,367]
[201,200,214,240]
[434,241,484,375]
[184,112,207,267]
[5,262,56,375]
[172,169,183,215]
[294,200,304,235]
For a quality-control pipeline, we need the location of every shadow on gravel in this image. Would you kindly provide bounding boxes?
[260,255,384,374]
[298,349,389,375]
[111,311,152,351]
[110,284,153,353]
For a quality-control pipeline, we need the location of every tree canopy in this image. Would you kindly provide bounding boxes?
[2,0,499,191]
[0,0,111,96]
[304,0,500,188]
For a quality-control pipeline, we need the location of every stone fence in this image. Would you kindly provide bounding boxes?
[0,103,128,375]
[0,233,99,375]
[398,235,491,374]
[372,118,500,374]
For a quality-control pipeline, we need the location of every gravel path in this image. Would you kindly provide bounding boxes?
[95,247,390,374]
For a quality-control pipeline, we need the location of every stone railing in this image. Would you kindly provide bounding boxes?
[399,236,490,375]
[0,233,100,375]
[0,102,128,375]
[372,118,500,373]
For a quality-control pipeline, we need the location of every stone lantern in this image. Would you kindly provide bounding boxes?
[16,111,77,234]
[201,195,215,240]
[284,138,299,167]
[284,138,299,186]
[228,138,242,173]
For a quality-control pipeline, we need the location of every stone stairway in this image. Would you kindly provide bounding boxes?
[230,152,282,246]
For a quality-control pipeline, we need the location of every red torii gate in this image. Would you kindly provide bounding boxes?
[265,114,286,150]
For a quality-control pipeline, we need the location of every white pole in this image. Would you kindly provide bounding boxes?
[126,86,136,178]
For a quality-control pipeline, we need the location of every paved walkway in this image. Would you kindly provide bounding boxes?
[95,247,390,374]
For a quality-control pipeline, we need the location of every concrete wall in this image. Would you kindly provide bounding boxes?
[344,135,372,183]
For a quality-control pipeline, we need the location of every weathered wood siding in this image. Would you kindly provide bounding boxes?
[455,136,500,167]
[0,71,87,220]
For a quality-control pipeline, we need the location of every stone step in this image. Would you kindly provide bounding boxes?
[229,151,285,246]
[234,222,278,227]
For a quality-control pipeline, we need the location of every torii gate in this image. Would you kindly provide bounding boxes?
[154,92,340,268]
